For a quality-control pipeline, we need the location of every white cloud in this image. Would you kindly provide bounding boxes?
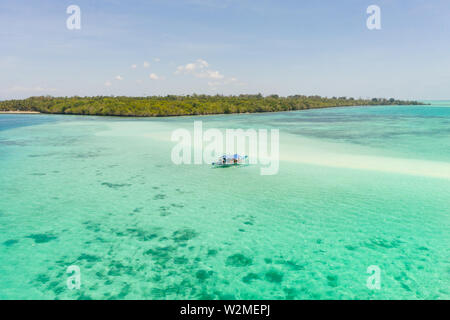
[197,59,209,67]
[175,59,224,79]
[175,59,209,75]
[104,81,112,87]
[143,61,150,68]
[131,64,137,69]
[154,58,160,62]
[149,73,159,80]
[115,75,123,80]
[184,63,196,71]
[199,70,224,79]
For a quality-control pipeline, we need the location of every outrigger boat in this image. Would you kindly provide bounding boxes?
[212,154,249,167]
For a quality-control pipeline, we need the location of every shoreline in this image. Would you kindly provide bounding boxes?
[0,103,429,119]
[0,111,40,114]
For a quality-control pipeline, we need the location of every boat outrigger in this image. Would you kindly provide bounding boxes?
[212,154,249,167]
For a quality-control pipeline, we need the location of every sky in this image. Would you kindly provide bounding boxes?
[1,0,450,100]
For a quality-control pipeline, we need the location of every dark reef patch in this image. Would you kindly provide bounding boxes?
[327,275,339,287]
[283,287,298,299]
[47,281,67,296]
[159,206,171,216]
[207,249,218,257]
[196,270,213,282]
[107,260,135,277]
[3,239,19,246]
[171,228,198,243]
[401,282,412,292]
[83,221,101,232]
[126,228,159,241]
[365,238,403,250]
[26,233,57,243]
[144,246,177,264]
[118,284,131,298]
[173,257,189,265]
[242,273,260,284]
[226,254,253,267]
[55,257,74,267]
[153,194,167,200]
[47,280,59,290]
[265,269,284,283]
[95,236,106,242]
[101,182,131,189]
[78,253,102,263]
[35,273,50,284]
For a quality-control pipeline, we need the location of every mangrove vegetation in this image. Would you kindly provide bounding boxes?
[0,95,424,117]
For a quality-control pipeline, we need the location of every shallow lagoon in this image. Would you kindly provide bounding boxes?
[0,104,449,299]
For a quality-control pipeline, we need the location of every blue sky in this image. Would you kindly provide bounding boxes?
[1,0,450,100]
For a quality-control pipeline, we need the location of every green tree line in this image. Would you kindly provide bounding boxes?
[0,95,423,117]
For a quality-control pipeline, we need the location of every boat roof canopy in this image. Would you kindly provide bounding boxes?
[221,154,246,160]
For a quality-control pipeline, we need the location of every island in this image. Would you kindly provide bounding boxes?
[0,95,424,117]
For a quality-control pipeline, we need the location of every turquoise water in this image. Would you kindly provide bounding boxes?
[0,104,449,299]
